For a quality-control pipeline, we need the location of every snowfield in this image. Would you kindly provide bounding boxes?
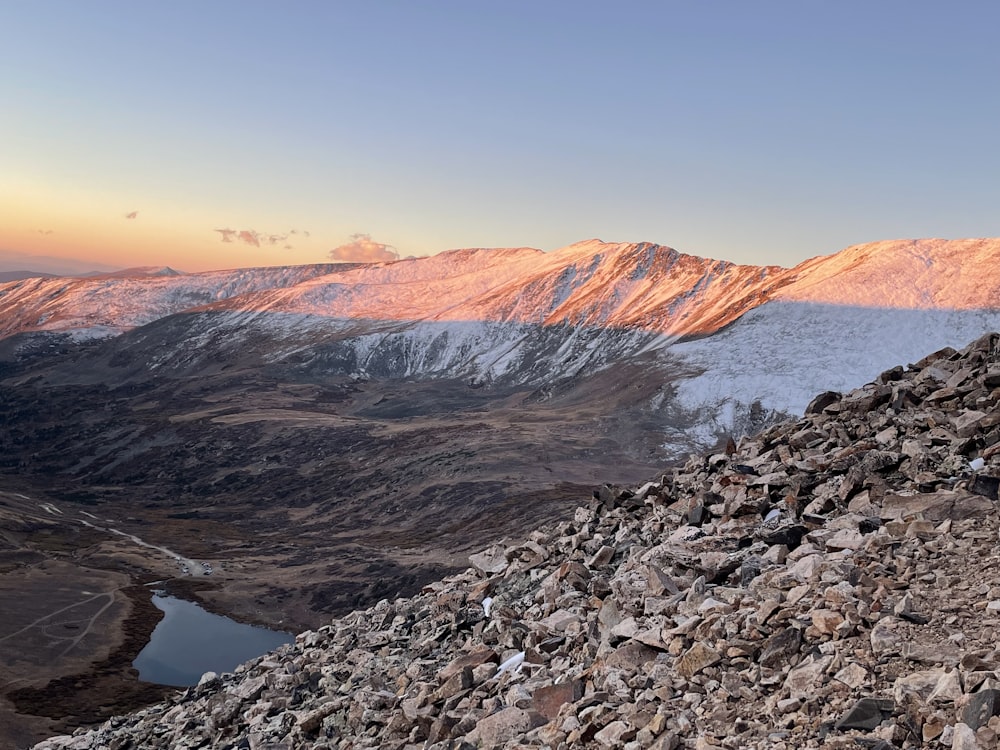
[669,301,1000,445]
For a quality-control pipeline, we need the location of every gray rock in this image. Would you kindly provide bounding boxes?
[758,627,802,669]
[961,689,1000,730]
[805,391,841,414]
[968,474,1000,501]
[834,697,895,730]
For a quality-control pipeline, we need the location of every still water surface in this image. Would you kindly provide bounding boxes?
[133,594,294,686]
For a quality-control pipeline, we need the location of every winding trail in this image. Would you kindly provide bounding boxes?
[81,521,204,576]
[2,490,205,576]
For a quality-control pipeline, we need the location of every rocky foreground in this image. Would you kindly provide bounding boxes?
[34,333,1000,749]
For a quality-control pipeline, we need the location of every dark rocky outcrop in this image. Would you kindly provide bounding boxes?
[35,332,1000,749]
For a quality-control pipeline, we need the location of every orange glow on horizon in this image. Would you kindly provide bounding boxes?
[1,188,332,273]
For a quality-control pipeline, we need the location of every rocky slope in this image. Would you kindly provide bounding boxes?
[34,332,1000,749]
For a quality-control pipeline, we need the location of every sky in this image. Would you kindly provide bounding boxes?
[2,1,999,273]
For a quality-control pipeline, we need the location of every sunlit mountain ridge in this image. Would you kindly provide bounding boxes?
[4,238,999,341]
[3,237,1000,450]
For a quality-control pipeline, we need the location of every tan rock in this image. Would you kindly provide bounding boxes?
[647,564,680,595]
[296,701,339,733]
[633,628,669,650]
[870,617,904,656]
[756,599,781,624]
[611,616,641,640]
[923,712,946,741]
[894,669,944,704]
[787,553,824,581]
[605,641,660,671]
[808,609,846,638]
[532,681,581,720]
[904,639,962,666]
[761,543,788,564]
[588,544,616,568]
[758,626,802,669]
[539,609,580,633]
[953,410,988,438]
[784,655,833,700]
[438,647,498,680]
[928,670,963,703]
[469,546,508,576]
[645,713,668,735]
[676,642,721,678]
[833,663,868,689]
[644,596,675,616]
[881,491,993,522]
[594,720,633,746]
[825,528,865,551]
[435,666,473,700]
[649,730,681,750]
[470,707,546,747]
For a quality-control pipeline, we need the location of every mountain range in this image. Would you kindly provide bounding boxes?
[0,248,122,278]
[1,236,999,746]
[3,237,1000,452]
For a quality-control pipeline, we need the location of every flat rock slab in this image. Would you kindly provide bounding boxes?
[676,642,721,678]
[469,547,508,576]
[880,491,993,522]
[438,647,498,681]
[835,697,895,730]
[532,680,581,720]
[471,707,546,747]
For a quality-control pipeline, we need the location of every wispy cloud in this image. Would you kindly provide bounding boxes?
[214,227,308,248]
[124,211,139,220]
[328,233,399,263]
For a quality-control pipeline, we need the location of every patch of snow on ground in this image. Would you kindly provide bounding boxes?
[669,300,1000,439]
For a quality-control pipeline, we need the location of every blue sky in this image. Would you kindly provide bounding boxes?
[2,1,998,271]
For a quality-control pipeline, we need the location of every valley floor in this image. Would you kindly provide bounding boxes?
[0,360,678,747]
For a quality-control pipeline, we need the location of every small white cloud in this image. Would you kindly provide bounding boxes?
[329,233,399,263]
